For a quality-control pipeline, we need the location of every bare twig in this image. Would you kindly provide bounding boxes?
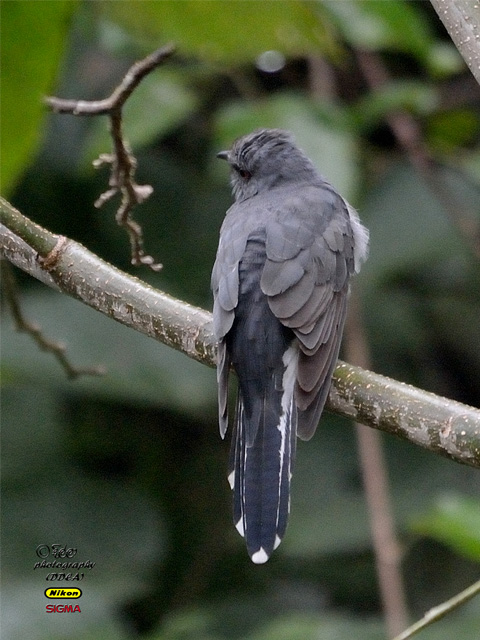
[45,43,176,271]
[356,49,480,260]
[345,293,409,638]
[45,44,176,115]
[2,198,480,466]
[1,259,105,380]
[392,578,480,640]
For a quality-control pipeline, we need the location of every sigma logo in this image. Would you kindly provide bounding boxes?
[46,604,81,613]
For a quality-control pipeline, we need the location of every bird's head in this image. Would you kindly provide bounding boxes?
[217,128,317,202]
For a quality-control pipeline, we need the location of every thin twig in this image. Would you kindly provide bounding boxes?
[1,259,105,380]
[392,579,480,640]
[345,293,409,638]
[45,43,176,271]
[45,44,176,114]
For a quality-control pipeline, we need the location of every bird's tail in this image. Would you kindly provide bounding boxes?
[228,347,298,564]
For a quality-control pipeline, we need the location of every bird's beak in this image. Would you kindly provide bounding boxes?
[216,150,229,161]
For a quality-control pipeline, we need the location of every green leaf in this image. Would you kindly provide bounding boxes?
[325,0,435,63]
[427,109,480,153]
[352,81,438,132]
[0,0,78,196]
[428,41,466,78]
[97,0,340,63]
[461,150,480,187]
[413,494,480,562]
[359,163,466,286]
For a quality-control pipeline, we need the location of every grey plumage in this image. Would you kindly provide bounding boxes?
[212,129,369,563]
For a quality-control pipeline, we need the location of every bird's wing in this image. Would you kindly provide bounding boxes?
[211,203,257,437]
[260,184,356,440]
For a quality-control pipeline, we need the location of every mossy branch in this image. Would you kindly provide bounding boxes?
[2,196,480,468]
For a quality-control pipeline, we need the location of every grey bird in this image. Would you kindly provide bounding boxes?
[212,129,369,564]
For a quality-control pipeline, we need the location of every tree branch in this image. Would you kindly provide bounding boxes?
[1,259,105,379]
[1,196,480,467]
[45,44,176,115]
[430,0,480,85]
[0,197,214,365]
[45,44,176,271]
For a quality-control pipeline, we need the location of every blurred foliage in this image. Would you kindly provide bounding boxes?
[97,0,340,63]
[412,494,480,562]
[2,1,480,640]
[0,0,78,196]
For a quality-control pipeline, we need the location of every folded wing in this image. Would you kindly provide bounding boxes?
[261,184,356,440]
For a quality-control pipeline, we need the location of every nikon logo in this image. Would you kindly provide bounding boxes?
[45,588,82,599]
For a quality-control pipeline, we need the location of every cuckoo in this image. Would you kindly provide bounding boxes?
[212,129,369,563]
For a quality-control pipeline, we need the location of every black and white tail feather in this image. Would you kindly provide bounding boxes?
[212,129,369,563]
[228,347,298,564]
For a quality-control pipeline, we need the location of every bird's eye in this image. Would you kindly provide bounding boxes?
[232,163,252,180]
[238,168,252,180]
